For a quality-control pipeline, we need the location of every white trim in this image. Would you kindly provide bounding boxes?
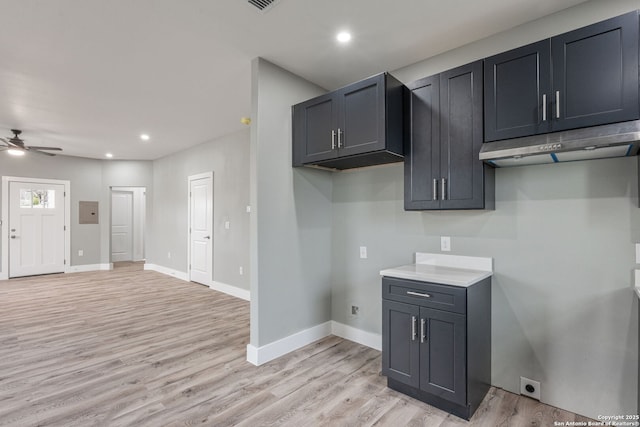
[143,263,189,281]
[1,176,71,280]
[246,321,332,366]
[187,172,214,286]
[210,280,250,301]
[331,321,382,351]
[66,263,113,273]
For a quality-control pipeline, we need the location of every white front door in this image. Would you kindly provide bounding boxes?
[111,190,133,262]
[9,181,65,278]
[189,174,213,285]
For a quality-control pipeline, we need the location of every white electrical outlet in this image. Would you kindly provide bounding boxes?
[167,252,171,259]
[441,236,451,252]
[520,376,541,400]
[359,246,367,259]
[636,243,640,264]
[239,266,244,275]
[78,250,84,257]
[246,205,251,213]
[225,221,230,230]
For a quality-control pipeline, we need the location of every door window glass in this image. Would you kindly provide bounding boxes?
[20,189,55,208]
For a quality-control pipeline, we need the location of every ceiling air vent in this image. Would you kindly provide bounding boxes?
[247,0,280,12]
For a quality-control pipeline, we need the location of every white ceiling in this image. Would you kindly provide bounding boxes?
[0,0,590,160]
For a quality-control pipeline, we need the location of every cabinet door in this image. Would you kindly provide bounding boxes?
[552,11,639,132]
[293,93,338,165]
[405,75,441,210]
[337,74,386,157]
[382,300,420,388]
[484,40,552,141]
[419,307,466,406]
[440,61,485,210]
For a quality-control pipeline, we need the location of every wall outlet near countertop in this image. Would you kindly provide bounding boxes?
[78,250,83,257]
[441,236,451,252]
[520,376,541,400]
[359,246,367,259]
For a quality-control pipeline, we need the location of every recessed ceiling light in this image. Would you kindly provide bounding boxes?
[105,153,113,158]
[140,134,150,141]
[336,31,352,43]
[7,148,25,156]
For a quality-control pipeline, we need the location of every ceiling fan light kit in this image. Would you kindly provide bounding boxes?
[0,129,63,157]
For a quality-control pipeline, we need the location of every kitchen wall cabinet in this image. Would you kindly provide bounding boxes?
[382,276,491,420]
[404,61,494,210]
[484,11,639,142]
[292,73,405,170]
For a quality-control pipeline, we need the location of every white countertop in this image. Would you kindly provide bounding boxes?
[380,252,493,288]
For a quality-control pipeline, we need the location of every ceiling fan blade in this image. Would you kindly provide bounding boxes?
[31,149,57,156]
[27,146,62,151]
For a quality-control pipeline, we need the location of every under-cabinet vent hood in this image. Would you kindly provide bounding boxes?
[479,120,640,167]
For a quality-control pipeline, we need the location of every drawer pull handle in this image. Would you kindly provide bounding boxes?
[411,316,417,341]
[407,291,431,298]
[420,318,426,343]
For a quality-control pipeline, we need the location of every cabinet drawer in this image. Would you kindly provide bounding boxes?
[382,277,466,314]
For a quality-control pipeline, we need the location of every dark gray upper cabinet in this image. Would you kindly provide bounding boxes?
[405,61,494,210]
[292,73,405,170]
[484,11,639,142]
[484,40,552,141]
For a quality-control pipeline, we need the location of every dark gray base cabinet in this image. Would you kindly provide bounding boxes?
[381,276,491,420]
[292,73,406,171]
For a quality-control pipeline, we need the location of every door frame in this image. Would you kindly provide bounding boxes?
[1,176,71,280]
[110,186,146,263]
[187,172,213,285]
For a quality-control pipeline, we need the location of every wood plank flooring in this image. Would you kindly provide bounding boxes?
[0,265,592,426]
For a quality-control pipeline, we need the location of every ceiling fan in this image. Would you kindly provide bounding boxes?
[0,129,63,156]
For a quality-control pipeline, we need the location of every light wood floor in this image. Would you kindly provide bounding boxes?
[0,266,592,426]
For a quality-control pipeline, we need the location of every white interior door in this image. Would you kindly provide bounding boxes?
[189,174,212,285]
[111,191,133,262]
[9,181,65,278]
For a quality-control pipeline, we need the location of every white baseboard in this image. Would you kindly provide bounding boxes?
[210,281,250,301]
[246,321,332,366]
[331,321,382,351]
[143,263,189,281]
[66,263,113,273]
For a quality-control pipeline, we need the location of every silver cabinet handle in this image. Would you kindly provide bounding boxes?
[411,316,417,341]
[556,91,560,119]
[331,130,336,150]
[10,235,16,239]
[203,236,211,239]
[337,128,343,148]
[420,318,426,343]
[407,291,431,298]
[432,179,438,201]
[442,178,447,201]
[542,93,547,121]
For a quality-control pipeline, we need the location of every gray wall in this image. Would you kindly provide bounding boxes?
[147,129,250,290]
[330,0,640,418]
[0,155,152,271]
[250,58,332,346]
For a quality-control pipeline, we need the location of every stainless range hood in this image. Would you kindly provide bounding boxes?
[479,120,640,167]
